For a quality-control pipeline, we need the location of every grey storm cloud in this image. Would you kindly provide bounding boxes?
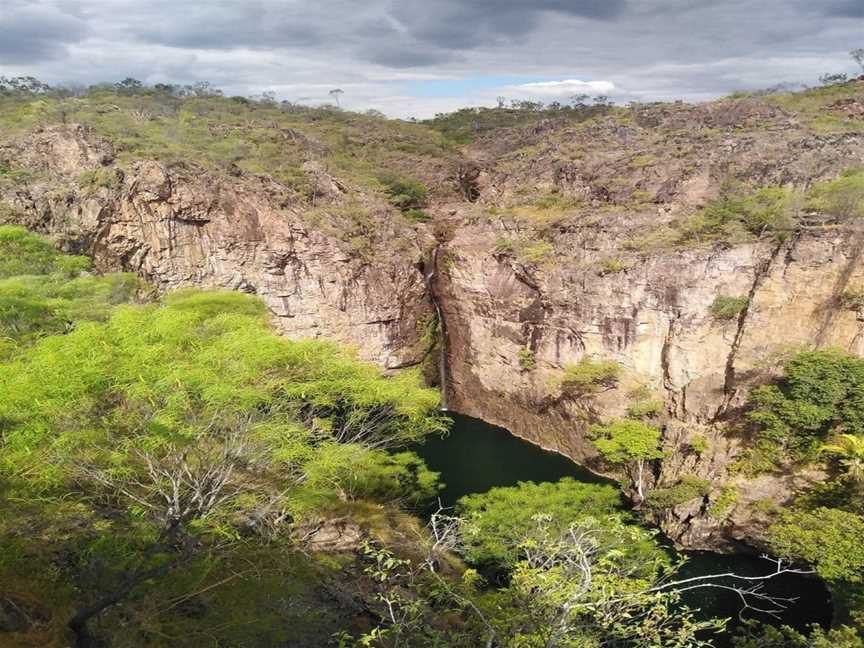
[122,0,630,68]
[385,0,627,50]
[0,0,862,118]
[0,1,89,63]
[819,0,864,17]
[136,2,327,51]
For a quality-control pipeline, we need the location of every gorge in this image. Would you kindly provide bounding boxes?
[1,79,863,646]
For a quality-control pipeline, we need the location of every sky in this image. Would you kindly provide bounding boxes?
[0,0,862,118]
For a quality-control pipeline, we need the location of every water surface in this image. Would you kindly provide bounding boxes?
[415,412,832,644]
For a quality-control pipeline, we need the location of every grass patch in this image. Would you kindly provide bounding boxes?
[806,168,864,219]
[553,358,621,396]
[646,476,711,509]
[709,295,749,320]
[518,348,536,370]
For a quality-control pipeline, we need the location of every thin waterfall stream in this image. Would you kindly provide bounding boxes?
[425,245,448,411]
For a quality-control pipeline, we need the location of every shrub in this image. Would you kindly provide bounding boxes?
[752,497,779,514]
[557,358,620,396]
[626,399,663,419]
[76,168,120,191]
[768,507,864,582]
[677,186,797,244]
[747,350,864,455]
[807,169,864,219]
[646,476,710,509]
[377,173,428,211]
[518,240,554,265]
[404,208,431,223]
[687,433,710,455]
[732,620,864,648]
[709,295,749,320]
[0,225,90,278]
[517,348,535,370]
[709,485,740,520]
[599,257,628,275]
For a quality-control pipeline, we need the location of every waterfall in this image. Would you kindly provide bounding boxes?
[425,246,448,411]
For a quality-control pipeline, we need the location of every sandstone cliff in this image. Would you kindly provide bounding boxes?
[3,82,864,550]
[0,124,435,369]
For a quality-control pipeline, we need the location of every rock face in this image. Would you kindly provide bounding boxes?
[436,220,864,548]
[428,88,864,549]
[1,126,433,369]
[4,85,864,551]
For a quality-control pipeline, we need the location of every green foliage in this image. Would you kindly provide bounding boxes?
[807,169,864,218]
[768,507,864,582]
[377,173,428,211]
[747,350,864,456]
[590,418,664,465]
[425,102,616,144]
[820,434,864,482]
[517,347,535,370]
[76,167,120,191]
[688,433,710,454]
[404,208,431,223]
[679,187,797,242]
[709,484,740,520]
[678,186,798,244]
[456,479,624,569]
[598,257,629,274]
[0,289,445,516]
[710,294,749,320]
[0,88,453,196]
[0,227,140,349]
[0,225,90,278]
[645,476,710,509]
[517,240,554,265]
[556,357,621,396]
[0,272,141,346]
[733,620,864,648]
[626,398,663,419]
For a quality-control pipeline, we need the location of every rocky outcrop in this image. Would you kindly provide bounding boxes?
[427,86,864,548]
[0,126,434,368]
[435,221,864,547]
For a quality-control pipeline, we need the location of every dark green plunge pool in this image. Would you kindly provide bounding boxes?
[414,412,832,644]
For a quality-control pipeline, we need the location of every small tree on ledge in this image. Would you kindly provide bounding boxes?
[591,418,664,501]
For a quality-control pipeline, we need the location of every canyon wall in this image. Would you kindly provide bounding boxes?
[1,125,433,369]
[4,86,864,550]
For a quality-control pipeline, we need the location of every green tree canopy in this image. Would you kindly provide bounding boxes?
[456,478,626,569]
[768,507,864,583]
[748,350,864,455]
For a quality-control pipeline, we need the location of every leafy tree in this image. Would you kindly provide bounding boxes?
[0,288,445,642]
[456,478,625,569]
[590,418,664,500]
[556,357,620,397]
[377,173,429,211]
[821,434,864,484]
[748,350,864,456]
[768,507,864,583]
[733,620,864,648]
[807,169,864,219]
